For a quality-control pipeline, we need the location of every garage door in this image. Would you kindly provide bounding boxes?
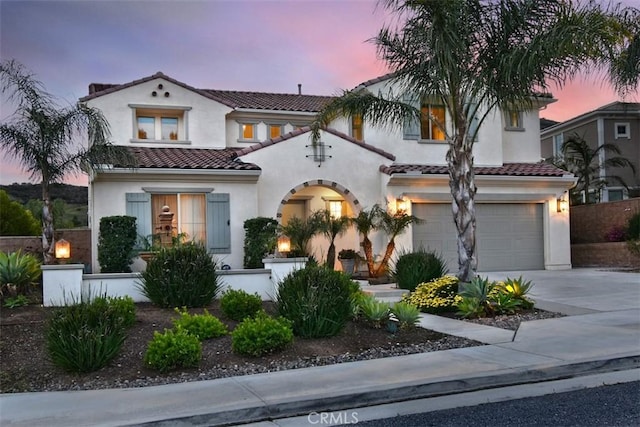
[412,203,544,272]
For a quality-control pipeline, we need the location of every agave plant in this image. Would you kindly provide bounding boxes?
[0,250,41,296]
[497,276,534,309]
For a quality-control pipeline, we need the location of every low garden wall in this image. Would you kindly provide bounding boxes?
[569,198,640,268]
[0,228,91,266]
[42,258,307,307]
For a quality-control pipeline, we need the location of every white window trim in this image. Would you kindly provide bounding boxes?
[504,110,524,131]
[350,115,364,141]
[614,122,630,139]
[129,104,191,143]
[553,134,564,158]
[267,123,285,140]
[237,121,260,142]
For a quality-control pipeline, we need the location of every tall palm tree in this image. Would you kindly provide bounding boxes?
[312,0,638,281]
[316,209,352,270]
[557,133,636,204]
[0,60,133,264]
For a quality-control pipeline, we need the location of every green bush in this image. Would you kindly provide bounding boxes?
[172,308,227,340]
[243,217,278,268]
[220,289,263,321]
[138,243,222,308]
[393,248,448,292]
[98,216,138,273]
[231,311,294,357]
[3,294,29,308]
[0,250,41,295]
[0,190,40,236]
[390,301,421,329]
[46,295,134,373]
[144,327,202,373]
[402,275,461,314]
[359,294,390,328]
[105,295,136,328]
[456,297,484,318]
[626,212,640,240]
[276,265,353,338]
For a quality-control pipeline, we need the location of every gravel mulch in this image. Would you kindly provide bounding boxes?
[0,301,561,394]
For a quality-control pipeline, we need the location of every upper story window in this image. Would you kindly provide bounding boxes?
[420,99,446,141]
[505,110,524,131]
[238,122,259,142]
[615,122,630,139]
[130,105,190,142]
[351,114,364,141]
[553,134,564,159]
[268,124,284,139]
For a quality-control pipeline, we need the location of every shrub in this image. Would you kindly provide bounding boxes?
[456,297,485,318]
[243,217,278,269]
[390,301,421,329]
[98,215,138,273]
[276,265,353,338]
[220,289,262,321]
[402,275,461,314]
[3,294,29,308]
[231,311,293,357]
[138,243,223,308]
[46,295,134,373]
[497,276,535,309]
[172,307,227,340]
[359,294,390,328]
[491,292,522,315]
[105,295,136,328]
[0,250,41,295]
[605,225,627,242]
[144,327,202,373]
[626,212,640,256]
[393,248,448,292]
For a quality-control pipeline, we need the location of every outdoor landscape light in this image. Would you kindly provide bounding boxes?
[277,235,291,255]
[55,238,71,260]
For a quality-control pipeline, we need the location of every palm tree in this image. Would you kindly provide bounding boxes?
[0,60,133,264]
[278,213,323,258]
[374,210,421,278]
[556,133,636,204]
[352,205,384,277]
[315,210,352,270]
[312,0,638,282]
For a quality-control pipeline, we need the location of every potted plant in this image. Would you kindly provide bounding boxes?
[338,249,358,275]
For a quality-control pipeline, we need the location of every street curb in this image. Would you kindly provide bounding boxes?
[129,354,640,426]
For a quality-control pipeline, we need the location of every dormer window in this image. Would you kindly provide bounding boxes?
[238,122,259,142]
[130,104,190,142]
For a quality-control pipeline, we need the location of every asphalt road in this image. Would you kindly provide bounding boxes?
[340,381,640,427]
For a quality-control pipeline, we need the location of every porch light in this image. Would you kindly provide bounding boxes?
[277,235,291,254]
[55,239,71,260]
[557,193,568,213]
[396,198,408,213]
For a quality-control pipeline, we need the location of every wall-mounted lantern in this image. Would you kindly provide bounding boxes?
[557,192,569,213]
[396,198,408,214]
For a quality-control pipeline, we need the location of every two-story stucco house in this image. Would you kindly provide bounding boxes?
[541,102,640,203]
[81,72,575,274]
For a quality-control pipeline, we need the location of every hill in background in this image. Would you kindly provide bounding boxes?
[1,183,88,205]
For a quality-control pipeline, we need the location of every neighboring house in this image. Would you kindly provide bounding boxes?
[81,72,574,273]
[541,102,640,202]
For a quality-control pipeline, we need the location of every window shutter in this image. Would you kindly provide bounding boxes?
[126,193,151,247]
[403,93,420,140]
[206,193,231,254]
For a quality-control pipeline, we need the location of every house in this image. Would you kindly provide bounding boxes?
[81,72,575,274]
[540,102,640,202]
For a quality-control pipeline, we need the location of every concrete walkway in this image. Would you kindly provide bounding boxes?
[1,268,638,427]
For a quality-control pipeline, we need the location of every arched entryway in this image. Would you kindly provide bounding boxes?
[276,179,362,268]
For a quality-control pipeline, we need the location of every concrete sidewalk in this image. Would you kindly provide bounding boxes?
[1,268,639,427]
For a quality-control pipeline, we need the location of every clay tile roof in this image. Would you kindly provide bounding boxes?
[115,146,260,171]
[234,126,396,161]
[202,90,335,112]
[379,162,568,177]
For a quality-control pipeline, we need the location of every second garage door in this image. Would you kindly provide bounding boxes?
[412,203,544,272]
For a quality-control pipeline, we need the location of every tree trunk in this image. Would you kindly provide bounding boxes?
[362,236,375,277]
[374,239,396,278]
[447,130,477,282]
[326,242,336,270]
[42,183,55,265]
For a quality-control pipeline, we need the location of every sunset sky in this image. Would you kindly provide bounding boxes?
[1,0,638,186]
